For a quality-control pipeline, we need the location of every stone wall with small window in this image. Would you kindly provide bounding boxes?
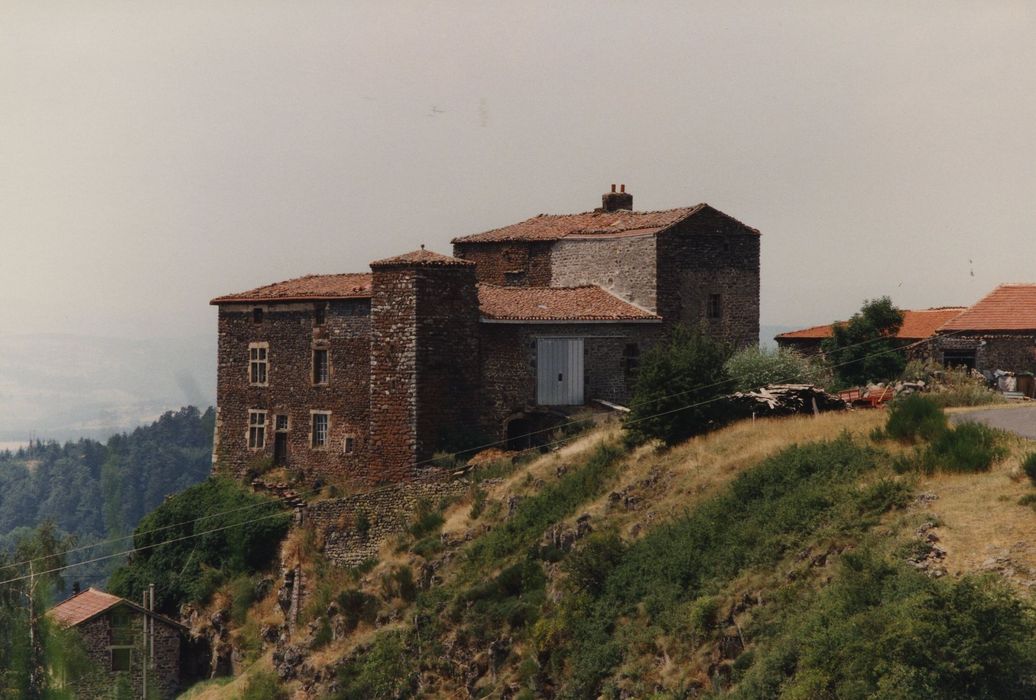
[452,241,553,286]
[938,333,1036,374]
[548,234,658,312]
[214,299,372,481]
[655,207,760,348]
[64,607,181,699]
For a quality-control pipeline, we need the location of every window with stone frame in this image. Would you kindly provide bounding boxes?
[311,411,330,449]
[623,343,640,381]
[249,342,269,385]
[343,434,355,454]
[313,348,329,385]
[109,607,134,672]
[707,293,722,320]
[248,410,267,449]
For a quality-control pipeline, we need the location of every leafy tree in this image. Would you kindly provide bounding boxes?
[822,296,906,386]
[624,325,733,446]
[723,346,830,391]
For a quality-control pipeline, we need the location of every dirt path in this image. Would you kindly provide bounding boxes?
[952,404,1036,440]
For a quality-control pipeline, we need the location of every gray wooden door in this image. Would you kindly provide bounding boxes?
[537,338,584,405]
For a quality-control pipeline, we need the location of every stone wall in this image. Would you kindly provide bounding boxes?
[477,322,663,438]
[453,241,553,286]
[655,206,760,348]
[307,478,470,566]
[549,233,658,311]
[67,607,181,699]
[939,334,1036,373]
[214,299,372,481]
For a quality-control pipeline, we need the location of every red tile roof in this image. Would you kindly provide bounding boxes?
[210,273,372,305]
[370,248,473,268]
[452,206,709,243]
[940,284,1036,331]
[776,308,967,341]
[478,285,660,322]
[49,588,187,630]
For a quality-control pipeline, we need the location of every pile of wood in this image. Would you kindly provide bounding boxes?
[726,384,848,417]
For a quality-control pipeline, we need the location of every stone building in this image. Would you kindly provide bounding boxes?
[937,284,1036,373]
[211,187,761,484]
[48,587,185,699]
[775,307,966,358]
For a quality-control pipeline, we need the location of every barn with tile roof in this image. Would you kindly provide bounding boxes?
[936,284,1036,377]
[210,187,760,483]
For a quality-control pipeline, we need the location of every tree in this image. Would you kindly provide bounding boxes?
[723,346,831,392]
[624,326,733,446]
[821,296,906,387]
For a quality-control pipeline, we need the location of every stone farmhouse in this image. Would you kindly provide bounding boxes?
[211,187,760,484]
[48,587,185,699]
[938,284,1036,373]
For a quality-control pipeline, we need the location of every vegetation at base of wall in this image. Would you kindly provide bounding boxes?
[624,326,733,446]
[723,346,830,392]
[732,550,1036,699]
[240,669,289,700]
[0,407,215,588]
[107,478,290,615]
[822,296,906,387]
[925,367,1004,408]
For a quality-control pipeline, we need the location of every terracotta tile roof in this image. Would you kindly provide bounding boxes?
[478,285,660,322]
[452,206,710,243]
[776,308,967,341]
[940,284,1036,331]
[49,588,124,628]
[48,588,187,631]
[370,248,474,268]
[210,273,372,305]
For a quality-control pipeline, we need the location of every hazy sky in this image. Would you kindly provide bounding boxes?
[3,1,1035,340]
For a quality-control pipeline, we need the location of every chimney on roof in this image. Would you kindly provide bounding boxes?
[601,183,633,212]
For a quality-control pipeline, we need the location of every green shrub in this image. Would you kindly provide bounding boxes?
[355,511,371,537]
[469,487,487,520]
[562,533,624,595]
[856,478,911,514]
[1022,453,1036,486]
[928,367,1003,408]
[336,589,380,632]
[724,346,830,392]
[927,421,1006,474]
[822,296,906,386]
[408,499,445,539]
[381,566,417,602]
[334,630,417,699]
[241,669,288,700]
[229,575,257,625]
[1018,493,1036,507]
[412,535,443,558]
[885,395,947,443]
[624,325,733,446]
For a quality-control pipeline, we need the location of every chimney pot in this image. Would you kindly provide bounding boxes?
[611,184,616,193]
[600,184,633,212]
[620,184,625,193]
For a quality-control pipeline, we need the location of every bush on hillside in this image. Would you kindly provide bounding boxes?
[1022,453,1036,486]
[885,394,948,443]
[928,367,1003,408]
[723,346,830,392]
[108,478,290,614]
[241,669,288,700]
[925,421,1006,474]
[624,325,733,446]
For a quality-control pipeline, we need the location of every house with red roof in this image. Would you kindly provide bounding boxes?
[936,284,1036,375]
[776,307,967,358]
[210,186,760,483]
[48,587,185,699]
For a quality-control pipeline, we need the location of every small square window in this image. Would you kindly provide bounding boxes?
[248,410,266,449]
[707,294,722,320]
[313,349,329,385]
[344,435,355,454]
[253,307,264,324]
[275,415,289,431]
[111,647,131,672]
[311,413,329,449]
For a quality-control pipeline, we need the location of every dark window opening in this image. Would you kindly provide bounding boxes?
[707,294,722,320]
[623,343,640,381]
[313,349,329,385]
[314,303,326,326]
[943,350,976,371]
[344,435,355,454]
[111,647,131,672]
[252,307,264,323]
[275,415,288,431]
[504,270,526,287]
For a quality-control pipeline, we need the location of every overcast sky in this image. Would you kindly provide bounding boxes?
[3,1,1035,340]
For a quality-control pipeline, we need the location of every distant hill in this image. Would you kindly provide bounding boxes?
[0,333,215,443]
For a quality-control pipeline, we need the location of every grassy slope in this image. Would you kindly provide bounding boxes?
[191,408,1036,698]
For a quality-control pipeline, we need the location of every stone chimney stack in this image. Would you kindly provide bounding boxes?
[601,183,633,212]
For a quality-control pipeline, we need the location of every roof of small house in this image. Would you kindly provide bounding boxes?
[940,284,1036,331]
[369,247,474,268]
[452,204,758,244]
[210,273,373,304]
[776,307,968,342]
[48,588,186,631]
[478,285,660,322]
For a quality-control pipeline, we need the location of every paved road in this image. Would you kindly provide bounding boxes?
[952,405,1036,440]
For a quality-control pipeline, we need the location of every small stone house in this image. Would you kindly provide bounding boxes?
[775,307,967,358]
[210,187,761,484]
[48,587,185,699]
[937,284,1036,373]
